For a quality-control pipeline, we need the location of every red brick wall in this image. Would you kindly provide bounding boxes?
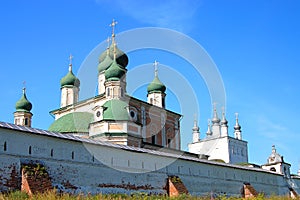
[21,164,52,195]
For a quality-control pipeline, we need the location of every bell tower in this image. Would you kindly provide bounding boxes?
[147,61,166,108]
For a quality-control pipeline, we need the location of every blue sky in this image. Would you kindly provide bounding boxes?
[0,0,299,173]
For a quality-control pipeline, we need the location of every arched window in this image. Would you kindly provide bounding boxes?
[71,151,74,160]
[29,146,32,155]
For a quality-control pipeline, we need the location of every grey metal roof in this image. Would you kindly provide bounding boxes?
[0,121,280,175]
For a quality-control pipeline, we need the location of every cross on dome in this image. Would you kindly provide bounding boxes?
[109,19,118,42]
[23,81,26,91]
[106,37,111,49]
[68,54,73,71]
[153,60,159,77]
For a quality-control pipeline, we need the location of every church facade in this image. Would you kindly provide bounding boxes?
[46,21,181,150]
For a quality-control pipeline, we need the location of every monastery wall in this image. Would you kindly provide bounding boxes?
[0,127,292,196]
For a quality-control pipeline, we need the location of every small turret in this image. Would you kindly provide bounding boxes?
[211,103,221,137]
[206,119,212,136]
[220,107,228,137]
[234,113,242,140]
[60,54,80,107]
[14,87,33,127]
[147,61,166,108]
[192,115,200,143]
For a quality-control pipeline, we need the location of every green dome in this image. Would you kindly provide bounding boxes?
[99,44,128,68]
[48,112,93,133]
[60,70,80,87]
[98,53,113,73]
[15,89,32,112]
[147,76,166,93]
[104,60,126,81]
[102,99,129,121]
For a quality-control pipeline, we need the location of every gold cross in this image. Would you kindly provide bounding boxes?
[109,19,118,37]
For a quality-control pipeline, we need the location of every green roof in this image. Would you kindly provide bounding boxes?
[15,89,32,112]
[98,53,113,73]
[99,44,128,68]
[60,70,80,87]
[102,99,130,121]
[104,60,126,81]
[147,76,166,93]
[48,112,93,133]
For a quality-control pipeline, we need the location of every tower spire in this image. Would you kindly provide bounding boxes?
[113,42,117,61]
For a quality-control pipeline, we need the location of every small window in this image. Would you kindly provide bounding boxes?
[24,118,28,126]
[29,146,32,155]
[107,88,110,96]
[4,142,7,151]
[96,111,101,117]
[92,155,95,162]
[151,135,156,144]
[130,111,135,118]
[270,167,276,172]
[150,98,153,104]
[50,149,53,157]
[168,139,171,147]
[129,109,138,122]
[71,151,74,160]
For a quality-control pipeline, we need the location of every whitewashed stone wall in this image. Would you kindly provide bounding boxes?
[0,127,294,196]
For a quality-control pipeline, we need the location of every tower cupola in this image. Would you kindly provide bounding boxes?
[147,62,166,94]
[60,57,80,88]
[15,88,32,112]
[60,54,80,107]
[147,61,166,108]
[14,87,33,127]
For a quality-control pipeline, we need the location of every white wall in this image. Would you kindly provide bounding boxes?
[0,127,293,196]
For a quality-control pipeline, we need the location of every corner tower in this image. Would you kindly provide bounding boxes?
[14,87,33,127]
[60,54,80,108]
[147,61,166,108]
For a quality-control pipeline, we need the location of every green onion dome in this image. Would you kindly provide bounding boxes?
[147,76,166,93]
[48,112,93,133]
[102,99,129,121]
[99,44,128,68]
[98,52,113,73]
[60,67,80,87]
[104,60,126,81]
[15,88,32,112]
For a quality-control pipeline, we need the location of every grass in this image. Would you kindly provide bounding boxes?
[0,190,298,200]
